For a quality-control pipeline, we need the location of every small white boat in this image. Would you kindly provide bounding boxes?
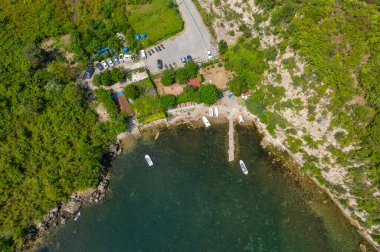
[238,114,244,124]
[214,106,219,117]
[74,212,81,221]
[145,155,153,166]
[239,160,248,175]
[202,116,211,127]
[209,107,214,117]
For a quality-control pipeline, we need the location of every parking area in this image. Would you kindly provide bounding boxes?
[141,0,218,73]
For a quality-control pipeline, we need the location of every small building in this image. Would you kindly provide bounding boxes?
[187,78,201,88]
[241,91,250,100]
[116,94,134,117]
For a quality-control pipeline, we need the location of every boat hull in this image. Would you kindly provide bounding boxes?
[239,160,248,175]
[202,116,211,127]
[209,108,214,117]
[145,155,153,166]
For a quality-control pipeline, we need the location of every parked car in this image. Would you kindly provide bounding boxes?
[113,56,119,65]
[157,46,162,51]
[206,49,212,59]
[148,51,152,56]
[151,49,155,54]
[169,64,173,69]
[181,57,187,65]
[160,44,165,49]
[164,64,168,69]
[84,67,94,79]
[101,60,109,69]
[123,54,130,62]
[107,58,114,67]
[157,59,163,70]
[96,63,104,71]
[186,55,193,62]
[140,50,147,59]
[119,53,124,63]
[155,47,159,52]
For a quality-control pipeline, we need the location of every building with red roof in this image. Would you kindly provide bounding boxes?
[187,78,201,88]
[116,95,134,117]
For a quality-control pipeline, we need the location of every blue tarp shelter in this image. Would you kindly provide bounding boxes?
[141,33,147,38]
[123,47,129,53]
[97,47,110,55]
[135,34,141,41]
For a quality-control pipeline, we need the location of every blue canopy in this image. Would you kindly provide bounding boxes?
[97,47,110,55]
[113,92,124,99]
[123,47,129,53]
[135,34,141,41]
[141,33,147,38]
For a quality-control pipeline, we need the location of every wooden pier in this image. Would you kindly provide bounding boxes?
[228,111,235,162]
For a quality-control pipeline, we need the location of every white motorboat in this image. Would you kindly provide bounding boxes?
[239,160,248,175]
[202,116,211,127]
[145,155,153,166]
[74,212,81,221]
[214,106,219,117]
[209,107,214,117]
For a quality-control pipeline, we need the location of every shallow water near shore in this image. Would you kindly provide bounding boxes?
[37,124,367,251]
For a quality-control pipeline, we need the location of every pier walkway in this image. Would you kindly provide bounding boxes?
[228,110,235,162]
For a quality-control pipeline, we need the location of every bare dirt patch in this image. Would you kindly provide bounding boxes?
[154,77,184,96]
[199,65,233,89]
[95,104,110,122]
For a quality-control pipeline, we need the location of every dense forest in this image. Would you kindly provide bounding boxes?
[219,0,380,243]
[0,0,182,250]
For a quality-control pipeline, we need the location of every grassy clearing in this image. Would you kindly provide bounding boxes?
[128,0,184,45]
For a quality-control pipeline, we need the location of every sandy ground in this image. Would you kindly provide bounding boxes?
[199,65,233,89]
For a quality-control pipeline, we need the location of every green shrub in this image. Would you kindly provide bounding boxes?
[218,40,228,55]
[124,85,141,100]
[158,94,177,110]
[161,69,176,86]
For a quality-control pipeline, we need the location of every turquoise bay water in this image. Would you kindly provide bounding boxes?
[38,124,364,251]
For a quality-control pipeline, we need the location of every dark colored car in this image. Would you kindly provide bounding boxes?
[151,49,155,54]
[84,67,94,79]
[186,55,193,62]
[169,64,173,69]
[96,63,104,71]
[155,47,159,52]
[160,44,165,49]
[157,59,163,70]
[148,51,152,56]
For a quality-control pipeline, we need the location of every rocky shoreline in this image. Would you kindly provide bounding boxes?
[22,144,121,251]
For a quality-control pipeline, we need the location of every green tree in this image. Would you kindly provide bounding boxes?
[178,86,201,103]
[161,69,176,86]
[124,84,141,100]
[218,40,228,55]
[200,84,218,105]
[158,94,176,110]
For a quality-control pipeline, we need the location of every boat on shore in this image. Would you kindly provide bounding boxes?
[145,155,153,166]
[214,106,219,117]
[239,160,248,175]
[238,114,244,124]
[209,107,214,117]
[202,116,211,127]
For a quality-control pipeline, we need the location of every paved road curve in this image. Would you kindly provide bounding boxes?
[142,0,218,73]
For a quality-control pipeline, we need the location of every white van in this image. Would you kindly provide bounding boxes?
[140,50,147,59]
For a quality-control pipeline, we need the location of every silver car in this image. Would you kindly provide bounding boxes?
[107,58,114,67]
[101,60,109,69]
